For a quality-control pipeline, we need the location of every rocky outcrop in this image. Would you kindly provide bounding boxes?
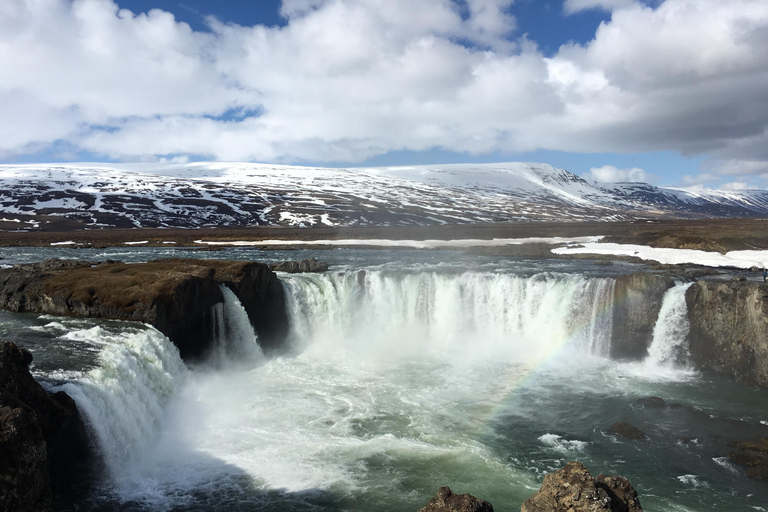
[607,422,646,440]
[685,280,768,388]
[728,438,768,481]
[0,341,93,512]
[0,258,289,359]
[611,273,675,359]
[269,258,329,273]
[418,487,494,512]
[521,461,643,512]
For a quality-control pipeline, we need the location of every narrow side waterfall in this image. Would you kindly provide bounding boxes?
[54,325,188,480]
[281,270,615,360]
[646,282,695,368]
[209,285,264,366]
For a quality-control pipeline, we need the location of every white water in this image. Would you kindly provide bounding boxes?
[55,325,188,483]
[209,285,265,367]
[282,270,615,361]
[40,268,767,511]
[646,282,695,368]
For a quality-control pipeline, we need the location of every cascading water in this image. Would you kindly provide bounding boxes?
[209,284,264,367]
[646,282,695,368]
[282,270,615,360]
[19,257,766,512]
[53,324,188,482]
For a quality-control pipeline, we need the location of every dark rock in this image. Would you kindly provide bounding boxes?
[634,396,666,409]
[418,486,493,512]
[732,276,747,282]
[686,281,768,389]
[269,258,329,273]
[0,340,94,511]
[727,438,768,480]
[608,422,646,440]
[611,273,675,359]
[0,258,289,360]
[521,461,642,512]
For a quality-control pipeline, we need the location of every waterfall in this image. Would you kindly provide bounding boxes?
[281,270,615,360]
[646,282,695,368]
[209,284,264,366]
[54,325,188,481]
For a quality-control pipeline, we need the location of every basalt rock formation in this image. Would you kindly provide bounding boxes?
[685,280,768,389]
[0,258,289,360]
[269,258,329,273]
[611,272,675,359]
[521,461,643,512]
[0,340,93,512]
[418,487,494,512]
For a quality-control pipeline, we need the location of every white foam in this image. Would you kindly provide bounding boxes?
[538,433,588,453]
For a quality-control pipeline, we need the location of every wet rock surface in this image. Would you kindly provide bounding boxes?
[418,486,494,512]
[608,422,647,440]
[269,258,329,273]
[728,438,768,481]
[521,461,643,512]
[0,258,289,359]
[611,273,675,359]
[0,340,93,512]
[686,280,768,389]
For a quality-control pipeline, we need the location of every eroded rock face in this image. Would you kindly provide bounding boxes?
[521,461,643,512]
[611,273,675,359]
[269,258,329,273]
[418,486,494,512]
[0,258,289,360]
[686,281,768,389]
[0,340,93,512]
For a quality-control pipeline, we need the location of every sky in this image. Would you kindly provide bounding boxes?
[1,0,767,189]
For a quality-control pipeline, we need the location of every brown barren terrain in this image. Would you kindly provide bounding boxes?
[2,218,768,253]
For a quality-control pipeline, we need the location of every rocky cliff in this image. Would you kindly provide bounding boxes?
[686,280,768,389]
[0,258,289,360]
[611,272,675,359]
[0,340,93,512]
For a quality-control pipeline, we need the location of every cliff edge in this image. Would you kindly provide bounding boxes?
[0,258,289,360]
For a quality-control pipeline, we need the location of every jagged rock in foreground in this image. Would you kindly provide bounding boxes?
[686,280,768,389]
[0,341,93,512]
[611,272,674,359]
[521,461,642,512]
[269,258,329,273]
[418,486,494,512]
[0,258,289,359]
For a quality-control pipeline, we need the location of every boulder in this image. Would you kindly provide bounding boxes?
[728,438,768,481]
[269,258,329,273]
[608,422,646,440]
[0,340,94,511]
[418,486,493,512]
[0,258,289,359]
[611,273,675,359]
[686,280,768,389]
[521,461,642,512]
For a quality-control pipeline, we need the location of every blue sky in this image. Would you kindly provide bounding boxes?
[1,0,767,189]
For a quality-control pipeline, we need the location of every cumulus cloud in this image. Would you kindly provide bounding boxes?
[1,0,768,179]
[583,165,654,183]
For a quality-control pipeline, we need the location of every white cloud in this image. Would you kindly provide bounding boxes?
[0,0,768,181]
[582,165,654,183]
[563,0,638,14]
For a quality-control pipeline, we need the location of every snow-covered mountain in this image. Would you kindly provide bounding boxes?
[1,162,767,229]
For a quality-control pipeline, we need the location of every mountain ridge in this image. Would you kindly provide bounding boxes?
[1,162,767,230]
